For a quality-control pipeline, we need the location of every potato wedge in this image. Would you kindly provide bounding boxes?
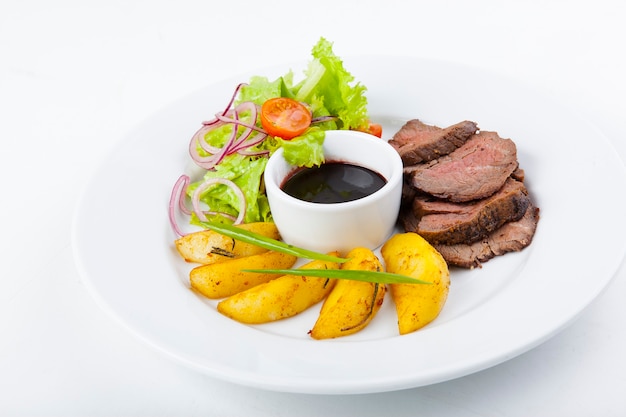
[190,251,297,299]
[381,232,450,335]
[310,247,386,339]
[217,253,340,324]
[175,222,280,264]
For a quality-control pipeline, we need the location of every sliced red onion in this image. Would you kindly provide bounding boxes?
[193,123,223,154]
[204,211,238,222]
[237,148,270,156]
[220,83,247,117]
[169,174,245,236]
[312,115,338,124]
[191,177,247,225]
[188,86,268,170]
[169,174,191,237]
[199,83,248,126]
[215,103,264,134]
[230,132,268,154]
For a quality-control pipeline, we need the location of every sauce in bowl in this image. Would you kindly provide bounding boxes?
[264,129,403,253]
[281,162,387,204]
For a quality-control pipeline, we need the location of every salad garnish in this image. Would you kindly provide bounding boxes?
[169,37,374,236]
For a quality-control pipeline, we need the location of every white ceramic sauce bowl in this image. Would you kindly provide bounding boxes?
[264,130,403,255]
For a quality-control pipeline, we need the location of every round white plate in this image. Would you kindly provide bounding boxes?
[72,56,626,394]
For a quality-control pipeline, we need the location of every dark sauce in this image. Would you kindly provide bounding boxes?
[281,162,387,204]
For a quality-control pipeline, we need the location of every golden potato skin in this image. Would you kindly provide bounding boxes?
[189,251,297,299]
[310,247,386,339]
[175,222,280,264]
[216,254,340,324]
[381,232,450,335]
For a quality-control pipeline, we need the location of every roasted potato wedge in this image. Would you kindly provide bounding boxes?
[381,232,450,335]
[217,254,340,324]
[310,247,386,339]
[175,222,280,264]
[190,251,297,299]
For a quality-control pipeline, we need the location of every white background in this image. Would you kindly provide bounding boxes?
[2,0,625,415]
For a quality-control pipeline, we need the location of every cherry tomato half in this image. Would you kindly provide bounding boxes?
[354,122,383,138]
[260,97,312,140]
[368,123,383,138]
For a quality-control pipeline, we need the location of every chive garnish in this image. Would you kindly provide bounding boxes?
[242,268,431,285]
[199,221,348,263]
[199,222,428,284]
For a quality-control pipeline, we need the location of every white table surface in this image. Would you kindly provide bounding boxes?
[2,0,625,415]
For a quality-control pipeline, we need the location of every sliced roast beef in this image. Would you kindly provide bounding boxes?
[400,177,531,245]
[407,131,519,202]
[434,204,540,268]
[401,181,417,209]
[389,119,478,166]
[511,167,525,182]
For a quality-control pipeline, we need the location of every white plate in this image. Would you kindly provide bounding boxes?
[72,56,626,394]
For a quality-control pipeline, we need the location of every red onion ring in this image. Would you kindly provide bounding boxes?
[215,103,265,134]
[188,86,269,170]
[237,149,270,156]
[169,174,191,237]
[191,177,247,225]
[219,83,247,118]
[168,174,246,237]
[312,115,338,124]
[200,82,248,127]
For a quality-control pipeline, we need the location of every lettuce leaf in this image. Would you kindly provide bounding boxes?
[278,127,326,168]
[238,75,285,105]
[294,37,369,131]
